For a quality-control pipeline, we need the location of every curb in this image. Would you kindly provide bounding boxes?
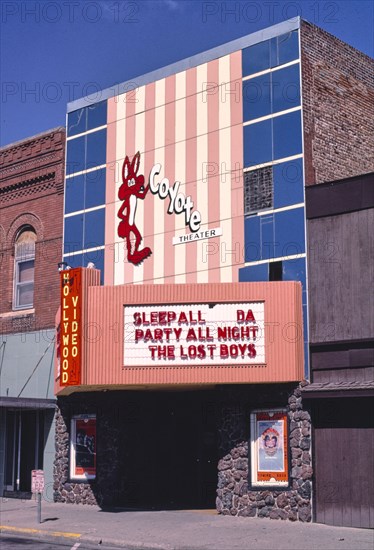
[0,525,81,539]
[0,526,176,550]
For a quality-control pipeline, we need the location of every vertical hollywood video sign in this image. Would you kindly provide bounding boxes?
[60,268,82,386]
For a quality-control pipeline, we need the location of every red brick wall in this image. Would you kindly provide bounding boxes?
[301,21,374,185]
[0,128,65,334]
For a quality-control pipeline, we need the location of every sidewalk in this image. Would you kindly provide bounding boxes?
[0,497,373,550]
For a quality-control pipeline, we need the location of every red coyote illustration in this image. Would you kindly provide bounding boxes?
[117,152,152,265]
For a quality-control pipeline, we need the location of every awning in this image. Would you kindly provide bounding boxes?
[301,380,374,399]
[0,397,57,409]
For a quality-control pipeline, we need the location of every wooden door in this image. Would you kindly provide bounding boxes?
[313,398,374,528]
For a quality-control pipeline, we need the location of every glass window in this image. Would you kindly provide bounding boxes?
[242,40,270,77]
[243,73,271,122]
[67,108,87,137]
[244,119,272,167]
[86,129,107,170]
[84,208,105,250]
[66,136,85,176]
[63,253,83,270]
[244,215,261,262]
[87,101,107,131]
[64,215,84,255]
[274,207,305,258]
[273,110,302,161]
[239,264,268,282]
[271,64,300,114]
[65,174,85,214]
[273,158,304,209]
[277,31,299,66]
[261,214,275,260]
[282,256,306,288]
[85,168,106,209]
[14,228,36,309]
[282,256,308,376]
[83,250,104,284]
[67,101,107,138]
[271,31,299,67]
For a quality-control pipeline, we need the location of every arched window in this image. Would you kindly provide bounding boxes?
[13,227,36,309]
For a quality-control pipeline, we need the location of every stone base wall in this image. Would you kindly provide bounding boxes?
[54,405,97,505]
[54,385,312,518]
[216,382,312,521]
[54,397,121,506]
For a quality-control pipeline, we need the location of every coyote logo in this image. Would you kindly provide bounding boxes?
[117,152,152,266]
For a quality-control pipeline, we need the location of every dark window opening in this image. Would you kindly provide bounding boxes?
[269,261,283,281]
[244,166,273,215]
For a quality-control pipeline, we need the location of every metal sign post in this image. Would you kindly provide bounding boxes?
[31,470,44,523]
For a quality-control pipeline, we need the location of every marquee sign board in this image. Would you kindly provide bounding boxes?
[124,302,265,367]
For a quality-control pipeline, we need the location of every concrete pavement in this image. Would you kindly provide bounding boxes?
[0,497,373,550]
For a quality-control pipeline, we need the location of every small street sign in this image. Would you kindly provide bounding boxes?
[31,469,44,493]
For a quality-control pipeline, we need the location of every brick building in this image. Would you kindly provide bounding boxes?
[53,17,373,522]
[0,128,65,497]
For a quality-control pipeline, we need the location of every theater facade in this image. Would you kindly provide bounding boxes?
[54,17,373,520]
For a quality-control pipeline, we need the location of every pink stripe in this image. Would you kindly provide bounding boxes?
[143,82,156,283]
[207,59,221,283]
[185,68,197,283]
[123,89,136,284]
[164,75,176,282]
[104,97,117,285]
[230,51,244,282]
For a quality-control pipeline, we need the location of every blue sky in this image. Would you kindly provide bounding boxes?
[1,0,373,147]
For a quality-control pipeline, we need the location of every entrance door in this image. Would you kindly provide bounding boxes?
[118,391,218,509]
[4,410,44,493]
[313,398,374,528]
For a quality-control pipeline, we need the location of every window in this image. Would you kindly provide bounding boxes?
[70,415,96,480]
[269,261,283,281]
[65,169,106,215]
[66,135,85,176]
[84,208,105,250]
[14,228,36,310]
[87,101,107,131]
[273,158,304,209]
[242,31,299,77]
[243,119,272,167]
[242,64,300,123]
[244,166,273,215]
[67,101,107,138]
[65,173,85,214]
[85,168,106,209]
[242,73,271,121]
[272,31,299,67]
[64,214,84,255]
[86,129,107,169]
[273,110,302,160]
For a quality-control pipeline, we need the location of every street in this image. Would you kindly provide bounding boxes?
[0,535,123,550]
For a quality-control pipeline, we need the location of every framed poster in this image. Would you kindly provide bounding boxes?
[70,415,96,480]
[250,409,289,488]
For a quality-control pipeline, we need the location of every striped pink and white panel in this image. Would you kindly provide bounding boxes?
[104,50,244,286]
